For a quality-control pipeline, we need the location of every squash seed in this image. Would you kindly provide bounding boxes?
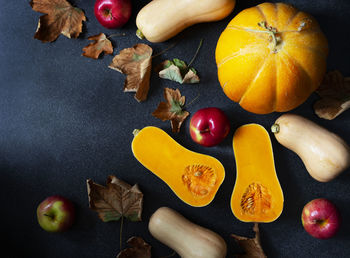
[182,165,217,197]
[240,183,272,215]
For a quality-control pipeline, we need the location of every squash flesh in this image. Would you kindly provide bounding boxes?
[132,126,225,207]
[231,124,284,222]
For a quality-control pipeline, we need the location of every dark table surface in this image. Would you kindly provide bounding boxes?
[1,0,350,257]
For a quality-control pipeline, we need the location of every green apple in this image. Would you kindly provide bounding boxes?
[37,195,75,232]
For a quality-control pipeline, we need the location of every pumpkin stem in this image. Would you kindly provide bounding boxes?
[133,129,141,137]
[271,124,280,134]
[136,29,145,40]
[244,22,281,53]
[258,21,281,53]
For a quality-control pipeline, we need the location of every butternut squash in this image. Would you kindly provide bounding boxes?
[131,126,225,207]
[231,124,284,222]
[136,0,236,42]
[149,207,227,258]
[271,114,350,182]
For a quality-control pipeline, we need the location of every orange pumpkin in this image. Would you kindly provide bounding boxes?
[215,2,328,114]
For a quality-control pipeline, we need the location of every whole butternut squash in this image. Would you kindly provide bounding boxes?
[131,126,225,207]
[149,207,227,258]
[231,124,284,222]
[272,114,350,182]
[216,2,328,114]
[136,0,236,42]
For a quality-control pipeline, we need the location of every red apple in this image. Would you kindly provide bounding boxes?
[94,0,132,29]
[301,198,341,239]
[37,195,75,232]
[189,107,230,147]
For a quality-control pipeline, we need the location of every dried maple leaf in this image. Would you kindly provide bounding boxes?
[152,88,189,133]
[87,175,143,222]
[159,59,200,84]
[109,44,153,102]
[82,33,113,59]
[30,0,86,43]
[231,223,266,258]
[116,237,151,258]
[314,70,350,120]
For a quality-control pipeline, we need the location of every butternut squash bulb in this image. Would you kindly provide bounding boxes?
[272,114,350,182]
[149,207,227,258]
[131,126,225,207]
[216,2,328,114]
[136,0,236,43]
[231,124,284,222]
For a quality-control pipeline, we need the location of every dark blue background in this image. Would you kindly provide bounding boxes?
[1,0,349,257]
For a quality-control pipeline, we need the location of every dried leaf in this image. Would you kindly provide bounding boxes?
[159,59,200,84]
[87,175,143,222]
[82,33,113,59]
[109,44,153,102]
[116,237,151,258]
[152,88,189,133]
[314,70,350,120]
[30,0,86,42]
[231,223,266,258]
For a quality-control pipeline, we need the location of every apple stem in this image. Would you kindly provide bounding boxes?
[44,213,54,219]
[200,128,211,133]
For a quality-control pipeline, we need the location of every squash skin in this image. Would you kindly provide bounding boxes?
[131,126,225,207]
[216,2,328,114]
[272,114,350,182]
[136,0,236,43]
[149,207,227,258]
[231,124,284,222]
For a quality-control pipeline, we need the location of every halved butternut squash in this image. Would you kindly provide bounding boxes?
[132,126,225,207]
[231,124,284,222]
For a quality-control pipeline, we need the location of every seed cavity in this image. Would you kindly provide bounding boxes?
[182,164,217,197]
[240,183,272,215]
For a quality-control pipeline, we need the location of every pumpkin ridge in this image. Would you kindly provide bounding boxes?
[274,50,313,111]
[222,80,230,91]
[256,5,268,24]
[238,55,271,105]
[283,10,300,30]
[272,54,278,111]
[281,48,314,91]
[283,33,328,59]
[217,45,266,68]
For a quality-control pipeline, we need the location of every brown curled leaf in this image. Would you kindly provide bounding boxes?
[30,0,86,42]
[231,223,267,258]
[87,175,143,222]
[116,237,151,258]
[314,70,350,120]
[109,44,153,102]
[152,88,189,133]
[82,33,113,59]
